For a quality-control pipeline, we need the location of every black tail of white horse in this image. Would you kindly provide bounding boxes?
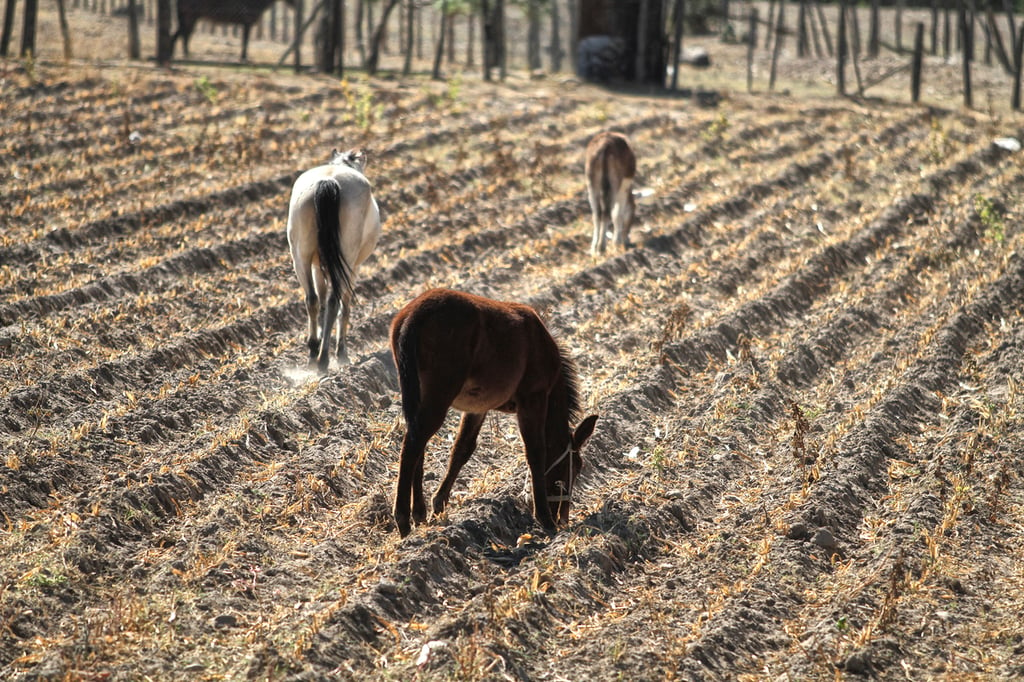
[313,179,354,300]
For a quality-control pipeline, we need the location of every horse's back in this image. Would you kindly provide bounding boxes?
[287,163,380,266]
[586,131,636,180]
[391,289,561,413]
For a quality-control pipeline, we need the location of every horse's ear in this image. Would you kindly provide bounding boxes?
[573,415,598,450]
[329,148,344,163]
[351,149,368,170]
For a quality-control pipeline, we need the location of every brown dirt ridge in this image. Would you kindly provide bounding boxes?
[2,55,1024,681]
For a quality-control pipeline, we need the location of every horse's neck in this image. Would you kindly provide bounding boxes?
[544,379,573,448]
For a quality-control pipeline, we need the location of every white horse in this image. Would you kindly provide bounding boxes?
[287,149,381,375]
[585,131,638,256]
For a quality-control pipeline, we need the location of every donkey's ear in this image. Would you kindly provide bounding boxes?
[572,415,599,450]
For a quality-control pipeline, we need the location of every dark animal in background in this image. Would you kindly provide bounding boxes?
[172,0,294,62]
[585,130,638,255]
[390,288,599,537]
[287,149,382,375]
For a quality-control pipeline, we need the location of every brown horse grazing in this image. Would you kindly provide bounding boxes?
[390,288,599,537]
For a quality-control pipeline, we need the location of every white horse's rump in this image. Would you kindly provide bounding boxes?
[287,149,381,374]
[585,131,637,256]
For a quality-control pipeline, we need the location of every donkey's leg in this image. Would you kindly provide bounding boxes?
[317,290,340,375]
[516,394,557,533]
[612,178,634,248]
[587,185,605,256]
[335,288,353,366]
[432,412,486,515]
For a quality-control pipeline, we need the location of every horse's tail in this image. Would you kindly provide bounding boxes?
[393,319,421,430]
[313,178,354,299]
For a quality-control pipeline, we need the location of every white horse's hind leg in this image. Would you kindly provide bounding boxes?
[317,289,340,375]
[336,289,353,365]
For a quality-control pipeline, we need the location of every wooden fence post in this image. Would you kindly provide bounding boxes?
[912,21,924,102]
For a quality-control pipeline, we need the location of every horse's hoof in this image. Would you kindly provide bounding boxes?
[396,517,411,537]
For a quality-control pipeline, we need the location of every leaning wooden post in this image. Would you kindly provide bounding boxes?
[815,1,833,56]
[911,21,924,102]
[747,7,758,92]
[1012,24,1023,109]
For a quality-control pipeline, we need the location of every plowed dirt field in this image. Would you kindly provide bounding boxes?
[3,57,1024,680]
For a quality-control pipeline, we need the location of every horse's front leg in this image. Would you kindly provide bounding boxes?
[432,412,486,516]
[336,288,353,366]
[516,395,557,533]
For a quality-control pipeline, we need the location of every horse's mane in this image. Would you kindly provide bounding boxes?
[558,345,583,425]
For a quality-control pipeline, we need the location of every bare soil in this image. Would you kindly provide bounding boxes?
[3,7,1024,681]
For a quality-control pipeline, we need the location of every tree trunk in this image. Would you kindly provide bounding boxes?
[548,0,562,71]
[481,0,492,79]
[527,0,541,71]
[367,0,400,74]
[672,0,684,90]
[1,0,17,57]
[56,0,72,58]
[402,0,413,74]
[20,0,37,56]
[635,0,649,81]
[354,0,364,64]
[156,0,172,64]
[432,0,447,79]
[127,0,140,58]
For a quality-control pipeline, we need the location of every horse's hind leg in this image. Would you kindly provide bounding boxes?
[335,289,353,366]
[432,412,486,516]
[317,290,340,375]
[587,185,605,256]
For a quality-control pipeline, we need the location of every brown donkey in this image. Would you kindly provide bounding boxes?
[585,130,637,255]
[390,288,598,537]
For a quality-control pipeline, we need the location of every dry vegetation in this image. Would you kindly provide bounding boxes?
[3,9,1024,681]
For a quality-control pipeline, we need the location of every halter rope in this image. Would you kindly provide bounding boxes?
[545,442,574,503]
